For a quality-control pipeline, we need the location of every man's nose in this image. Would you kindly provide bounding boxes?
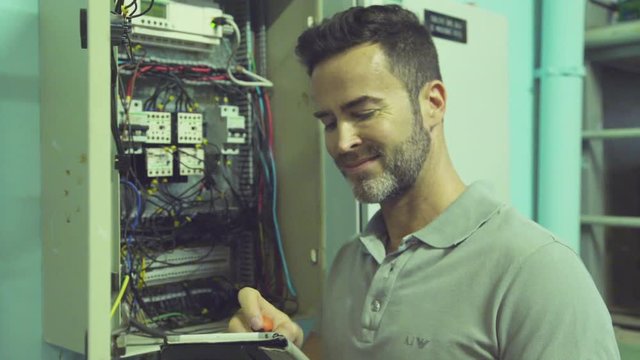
[335,122,362,154]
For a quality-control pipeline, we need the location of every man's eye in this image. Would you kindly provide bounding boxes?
[353,110,377,120]
[324,122,336,131]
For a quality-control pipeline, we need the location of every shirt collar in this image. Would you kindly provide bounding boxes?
[359,182,503,259]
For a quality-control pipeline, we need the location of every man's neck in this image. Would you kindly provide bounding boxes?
[380,165,465,252]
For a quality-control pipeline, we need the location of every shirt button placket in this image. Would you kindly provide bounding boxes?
[371,299,381,313]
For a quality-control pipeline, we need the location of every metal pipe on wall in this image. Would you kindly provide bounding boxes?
[536,0,586,252]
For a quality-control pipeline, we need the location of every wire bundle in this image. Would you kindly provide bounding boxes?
[116,177,246,331]
[252,88,298,308]
[110,0,299,337]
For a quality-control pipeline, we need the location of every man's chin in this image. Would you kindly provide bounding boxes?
[345,171,375,183]
[353,193,377,204]
[351,183,384,204]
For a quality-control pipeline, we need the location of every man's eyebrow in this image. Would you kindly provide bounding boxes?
[312,109,331,119]
[340,95,384,112]
[312,95,384,119]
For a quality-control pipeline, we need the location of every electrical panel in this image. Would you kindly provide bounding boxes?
[108,0,297,357]
[42,0,319,356]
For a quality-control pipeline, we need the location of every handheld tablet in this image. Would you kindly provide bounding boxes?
[160,332,309,360]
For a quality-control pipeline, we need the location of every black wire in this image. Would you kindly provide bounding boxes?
[111,49,125,156]
[137,244,218,269]
[146,198,172,215]
[129,318,166,338]
[225,20,242,83]
[124,32,135,62]
[130,0,155,18]
[159,181,201,203]
[141,76,194,112]
[125,0,138,16]
[113,0,125,14]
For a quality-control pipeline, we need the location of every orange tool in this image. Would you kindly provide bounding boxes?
[262,315,274,332]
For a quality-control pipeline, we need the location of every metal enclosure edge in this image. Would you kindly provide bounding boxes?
[266,0,324,317]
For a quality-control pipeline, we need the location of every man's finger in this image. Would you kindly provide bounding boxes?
[237,287,264,330]
[228,314,251,333]
[274,321,304,348]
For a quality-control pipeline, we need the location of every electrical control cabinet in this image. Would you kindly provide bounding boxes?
[42,0,324,358]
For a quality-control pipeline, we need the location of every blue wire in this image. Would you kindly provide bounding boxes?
[269,148,297,297]
[258,151,272,186]
[256,87,266,117]
[120,179,142,229]
[256,86,297,297]
[126,235,135,274]
[254,88,272,184]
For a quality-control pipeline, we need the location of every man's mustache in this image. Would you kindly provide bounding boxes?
[334,146,384,168]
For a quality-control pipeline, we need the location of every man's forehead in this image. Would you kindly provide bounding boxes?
[310,43,388,83]
[309,44,399,108]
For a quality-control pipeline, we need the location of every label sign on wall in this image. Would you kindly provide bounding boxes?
[424,10,467,44]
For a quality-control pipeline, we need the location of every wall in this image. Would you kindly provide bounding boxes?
[451,0,536,218]
[356,0,537,217]
[0,2,81,359]
[0,1,45,359]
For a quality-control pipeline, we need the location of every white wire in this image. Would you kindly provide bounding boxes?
[225,17,274,88]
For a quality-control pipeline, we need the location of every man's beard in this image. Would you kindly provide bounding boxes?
[336,115,432,204]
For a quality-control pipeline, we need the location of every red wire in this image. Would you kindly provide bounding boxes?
[126,65,153,98]
[126,69,139,98]
[125,63,230,93]
[264,92,274,149]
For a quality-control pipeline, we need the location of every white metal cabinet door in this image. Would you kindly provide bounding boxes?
[41,0,112,357]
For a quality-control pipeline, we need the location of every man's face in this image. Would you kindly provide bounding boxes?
[310,44,431,203]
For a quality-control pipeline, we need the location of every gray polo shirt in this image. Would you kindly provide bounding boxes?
[322,183,620,359]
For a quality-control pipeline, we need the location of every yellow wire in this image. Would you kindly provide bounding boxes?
[141,256,146,284]
[110,275,131,319]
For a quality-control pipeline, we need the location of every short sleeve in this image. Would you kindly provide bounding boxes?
[498,242,620,360]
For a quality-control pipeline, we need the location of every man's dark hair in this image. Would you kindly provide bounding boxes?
[295,5,442,101]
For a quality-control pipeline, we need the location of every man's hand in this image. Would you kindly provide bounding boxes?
[228,287,304,348]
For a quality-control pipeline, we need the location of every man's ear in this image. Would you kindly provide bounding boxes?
[419,80,447,128]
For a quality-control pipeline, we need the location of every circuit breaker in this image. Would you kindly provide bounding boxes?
[145,148,173,177]
[226,114,246,144]
[176,112,204,144]
[178,147,205,176]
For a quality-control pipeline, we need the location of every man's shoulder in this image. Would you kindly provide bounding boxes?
[479,205,571,257]
[325,236,367,289]
[332,235,363,263]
